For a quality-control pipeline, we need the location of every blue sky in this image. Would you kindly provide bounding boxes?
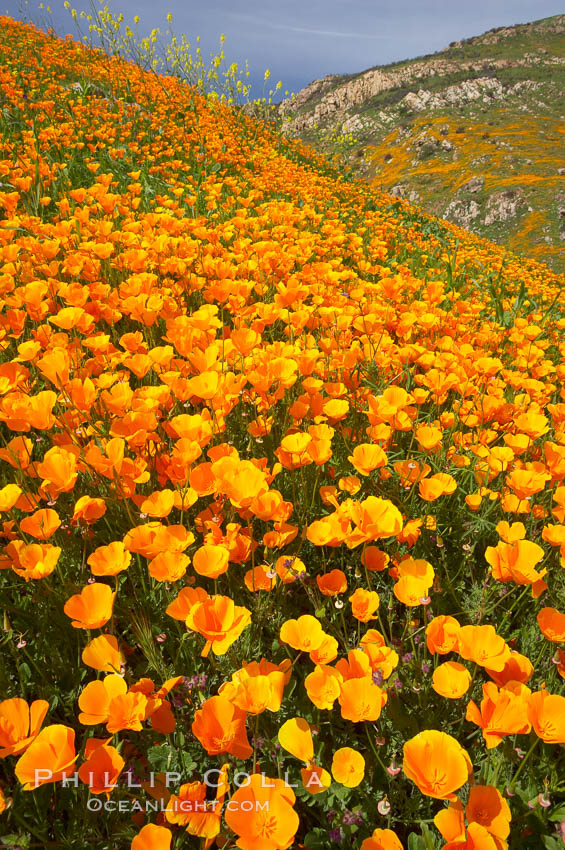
[3,0,564,98]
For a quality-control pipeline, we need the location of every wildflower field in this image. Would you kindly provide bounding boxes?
[0,12,564,850]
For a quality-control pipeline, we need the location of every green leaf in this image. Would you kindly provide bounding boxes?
[147,743,171,772]
[408,834,427,850]
[304,828,332,849]
[542,837,562,850]
[548,803,565,822]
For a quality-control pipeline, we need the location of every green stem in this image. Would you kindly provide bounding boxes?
[509,737,539,791]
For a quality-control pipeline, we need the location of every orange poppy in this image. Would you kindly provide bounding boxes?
[244,564,277,592]
[192,544,229,579]
[63,583,115,629]
[457,625,510,671]
[0,697,49,757]
[537,607,565,643]
[305,665,343,710]
[131,824,172,850]
[350,587,380,622]
[403,730,472,799]
[317,569,347,596]
[348,443,387,476]
[280,615,325,652]
[466,785,511,841]
[19,508,61,540]
[0,484,23,512]
[192,695,252,759]
[275,555,307,584]
[426,615,461,654]
[185,595,251,657]
[87,541,132,577]
[78,743,124,795]
[338,677,386,722]
[224,774,299,850]
[278,717,314,763]
[466,681,531,748]
[331,747,365,788]
[165,586,209,621]
[432,661,472,699]
[15,724,77,790]
[361,546,390,572]
[71,496,107,525]
[485,651,533,687]
[309,633,339,665]
[8,541,61,580]
[528,687,565,743]
[148,551,190,582]
[360,828,404,850]
[82,634,123,673]
[78,673,128,726]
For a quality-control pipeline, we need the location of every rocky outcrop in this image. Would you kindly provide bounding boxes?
[484,190,528,226]
[279,15,565,137]
[443,198,481,228]
[398,78,541,114]
[281,56,563,135]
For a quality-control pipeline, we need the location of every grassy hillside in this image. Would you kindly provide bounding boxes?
[280,15,565,273]
[0,12,564,850]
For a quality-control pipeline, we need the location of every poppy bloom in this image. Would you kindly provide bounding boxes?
[528,688,565,743]
[244,564,277,592]
[78,743,124,795]
[309,633,339,665]
[275,555,306,584]
[165,778,219,836]
[331,747,365,788]
[485,651,533,687]
[71,496,106,526]
[192,544,229,579]
[15,724,77,790]
[360,828,404,850]
[186,595,251,657]
[221,659,290,714]
[148,551,189,582]
[338,677,386,722]
[87,541,132,577]
[278,717,314,763]
[426,615,461,654]
[403,730,473,799]
[348,443,387,476]
[224,774,299,850]
[305,665,343,710]
[19,508,60,540]
[350,588,380,622]
[466,785,511,841]
[300,763,332,795]
[78,674,128,726]
[165,586,209,621]
[0,698,49,757]
[537,607,565,643]
[140,489,175,518]
[192,695,252,759]
[348,496,403,546]
[63,583,115,629]
[280,615,325,652]
[8,541,61,581]
[82,634,123,673]
[131,824,172,850]
[457,625,510,671]
[432,662,472,699]
[466,682,531,748]
[36,446,78,496]
[361,546,390,572]
[0,483,22,512]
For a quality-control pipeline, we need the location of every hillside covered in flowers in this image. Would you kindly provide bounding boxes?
[0,13,564,850]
